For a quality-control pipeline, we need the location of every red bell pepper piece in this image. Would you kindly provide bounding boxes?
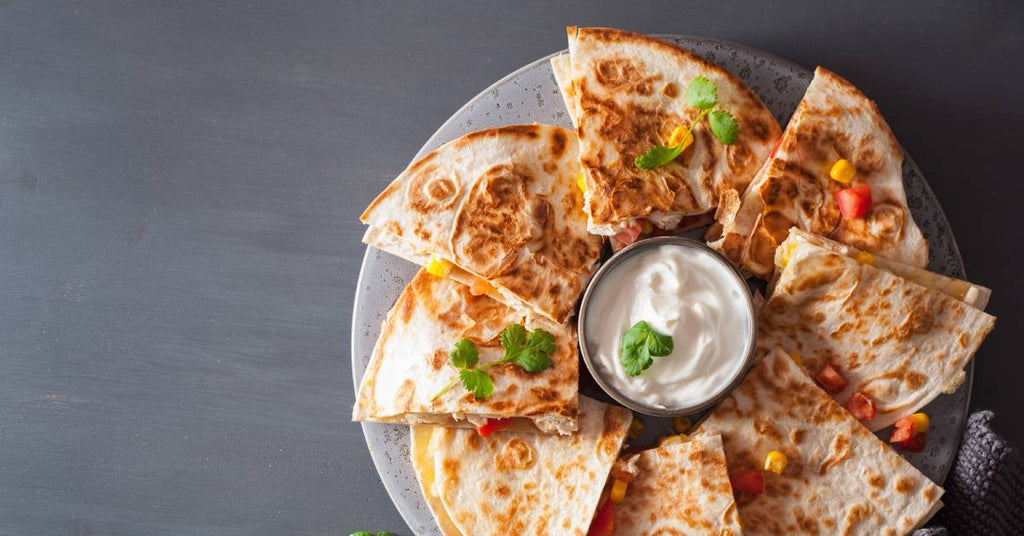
[587,499,615,536]
[835,185,872,219]
[845,392,876,421]
[476,418,512,437]
[729,469,765,494]
[815,363,848,394]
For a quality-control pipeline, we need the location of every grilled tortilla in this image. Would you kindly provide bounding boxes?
[759,231,995,430]
[611,435,742,536]
[410,395,632,536]
[696,348,944,536]
[710,66,927,279]
[353,269,579,435]
[552,27,781,236]
[360,124,603,324]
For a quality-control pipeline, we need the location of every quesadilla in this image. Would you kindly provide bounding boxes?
[353,269,579,435]
[696,348,944,536]
[608,435,742,536]
[553,27,781,236]
[410,395,632,536]
[758,230,995,430]
[360,124,603,324]
[710,66,928,279]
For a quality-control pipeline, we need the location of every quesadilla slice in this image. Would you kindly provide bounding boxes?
[759,231,995,430]
[696,348,944,536]
[353,269,579,435]
[360,124,603,324]
[710,66,928,279]
[554,27,781,236]
[606,435,742,536]
[410,395,632,536]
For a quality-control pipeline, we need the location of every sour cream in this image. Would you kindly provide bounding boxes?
[583,242,754,410]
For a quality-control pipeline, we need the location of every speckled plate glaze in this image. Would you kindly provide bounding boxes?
[351,36,972,535]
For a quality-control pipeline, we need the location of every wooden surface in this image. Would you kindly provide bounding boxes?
[0,1,1021,534]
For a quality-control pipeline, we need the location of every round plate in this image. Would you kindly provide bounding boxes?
[351,36,972,535]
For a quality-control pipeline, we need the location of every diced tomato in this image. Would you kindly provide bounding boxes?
[729,469,765,494]
[845,392,876,421]
[890,417,916,443]
[892,432,927,453]
[815,363,848,394]
[587,499,615,536]
[610,221,643,252]
[835,185,873,219]
[476,418,512,437]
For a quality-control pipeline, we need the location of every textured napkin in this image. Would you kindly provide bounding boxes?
[914,411,1024,535]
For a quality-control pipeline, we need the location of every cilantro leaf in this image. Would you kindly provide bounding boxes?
[709,109,739,145]
[500,324,556,373]
[620,321,674,377]
[449,339,479,369]
[686,76,718,110]
[635,144,687,170]
[459,368,494,399]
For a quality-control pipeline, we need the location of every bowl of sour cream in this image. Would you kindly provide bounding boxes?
[578,236,757,416]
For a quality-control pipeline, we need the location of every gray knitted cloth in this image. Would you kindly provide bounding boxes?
[913,411,1024,536]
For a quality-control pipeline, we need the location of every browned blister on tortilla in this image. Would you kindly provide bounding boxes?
[361,124,603,324]
[759,231,995,431]
[611,435,742,536]
[410,396,632,536]
[696,348,944,536]
[552,27,781,235]
[709,66,928,279]
[353,269,580,435]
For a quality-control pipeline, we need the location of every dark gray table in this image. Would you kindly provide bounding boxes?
[1,2,1021,534]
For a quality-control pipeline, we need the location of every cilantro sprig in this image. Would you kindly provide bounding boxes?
[635,76,740,170]
[620,321,674,377]
[431,324,556,401]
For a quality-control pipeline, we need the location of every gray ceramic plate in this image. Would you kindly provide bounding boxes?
[351,36,972,535]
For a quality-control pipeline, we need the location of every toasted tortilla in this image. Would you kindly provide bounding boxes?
[612,435,742,536]
[410,395,632,536]
[352,269,579,435]
[758,233,995,430]
[696,348,944,535]
[553,27,781,235]
[360,124,603,324]
[710,66,928,279]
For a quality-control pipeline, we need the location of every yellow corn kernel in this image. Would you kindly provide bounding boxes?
[764,450,788,475]
[469,278,494,296]
[854,251,876,265]
[673,416,692,434]
[641,220,654,234]
[576,170,587,193]
[658,434,689,446]
[911,413,930,434]
[830,159,856,184]
[610,479,629,503]
[779,241,798,267]
[627,418,645,440]
[788,352,803,367]
[426,255,452,277]
[668,126,694,149]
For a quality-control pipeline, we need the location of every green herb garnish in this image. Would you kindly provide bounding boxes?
[431,324,556,401]
[634,76,740,170]
[620,321,674,376]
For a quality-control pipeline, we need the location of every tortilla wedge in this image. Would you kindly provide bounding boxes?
[759,231,995,430]
[696,348,944,535]
[360,124,603,324]
[353,269,579,435]
[610,435,742,536]
[709,66,927,279]
[553,27,781,236]
[410,395,632,536]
